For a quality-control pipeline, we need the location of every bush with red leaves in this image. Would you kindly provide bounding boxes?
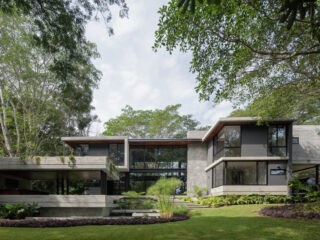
[259,204,320,220]
[0,216,189,228]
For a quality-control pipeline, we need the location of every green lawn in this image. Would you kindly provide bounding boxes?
[0,205,319,240]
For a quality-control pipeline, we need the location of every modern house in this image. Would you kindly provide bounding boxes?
[0,117,319,216]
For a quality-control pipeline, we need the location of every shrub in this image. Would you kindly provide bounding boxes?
[260,202,320,219]
[0,203,39,219]
[192,185,207,198]
[173,205,189,216]
[147,178,182,218]
[0,216,189,227]
[188,195,289,208]
[289,179,320,203]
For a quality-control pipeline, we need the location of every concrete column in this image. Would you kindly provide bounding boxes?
[287,123,293,195]
[124,138,129,170]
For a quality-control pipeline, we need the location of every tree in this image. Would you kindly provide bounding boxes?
[229,84,320,125]
[154,1,320,118]
[103,104,200,138]
[0,0,128,81]
[0,10,100,157]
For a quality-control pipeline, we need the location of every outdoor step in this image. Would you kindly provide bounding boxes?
[174,199,210,209]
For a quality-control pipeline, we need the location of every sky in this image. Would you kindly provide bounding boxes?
[85,0,232,135]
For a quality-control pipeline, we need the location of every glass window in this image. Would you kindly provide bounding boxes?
[268,126,287,156]
[224,126,241,147]
[109,144,124,166]
[214,126,241,159]
[130,146,187,170]
[226,162,257,185]
[214,163,224,187]
[224,148,241,157]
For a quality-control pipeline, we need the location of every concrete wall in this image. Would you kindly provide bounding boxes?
[187,143,208,194]
[0,195,118,217]
[0,156,109,171]
[187,131,207,139]
[268,161,287,185]
[210,185,288,196]
[241,125,268,156]
[292,125,320,164]
[39,207,111,217]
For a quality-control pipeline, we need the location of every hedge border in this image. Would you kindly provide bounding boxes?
[0,215,189,228]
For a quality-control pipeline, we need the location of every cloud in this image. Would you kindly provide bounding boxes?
[86,0,233,135]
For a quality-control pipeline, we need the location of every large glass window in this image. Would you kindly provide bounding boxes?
[214,126,241,159]
[268,126,287,156]
[212,161,268,187]
[130,146,187,169]
[226,162,257,185]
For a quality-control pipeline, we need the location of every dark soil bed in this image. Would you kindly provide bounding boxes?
[0,215,189,228]
[259,204,320,220]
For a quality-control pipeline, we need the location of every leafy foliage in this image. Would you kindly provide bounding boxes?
[260,203,320,219]
[191,185,207,198]
[289,179,320,203]
[229,83,320,124]
[172,204,189,216]
[0,203,39,219]
[147,178,182,218]
[0,11,100,156]
[103,104,200,138]
[0,0,128,81]
[155,1,320,119]
[182,194,289,208]
[0,215,188,227]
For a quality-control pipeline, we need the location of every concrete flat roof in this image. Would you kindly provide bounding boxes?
[202,117,295,142]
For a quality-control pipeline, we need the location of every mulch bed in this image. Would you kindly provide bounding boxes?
[0,215,189,228]
[259,205,320,220]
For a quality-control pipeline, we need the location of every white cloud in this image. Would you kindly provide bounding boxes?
[86,0,233,135]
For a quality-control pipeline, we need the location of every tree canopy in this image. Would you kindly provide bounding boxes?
[154,0,320,119]
[0,10,100,157]
[0,0,128,81]
[229,85,320,125]
[103,104,200,138]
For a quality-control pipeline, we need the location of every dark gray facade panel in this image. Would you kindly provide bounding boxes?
[268,161,287,185]
[88,144,108,156]
[207,140,214,165]
[241,125,268,156]
[206,170,212,191]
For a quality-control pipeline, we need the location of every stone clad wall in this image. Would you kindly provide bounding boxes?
[187,143,208,195]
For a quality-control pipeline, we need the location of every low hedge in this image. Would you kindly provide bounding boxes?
[259,202,320,219]
[181,194,289,207]
[0,216,189,228]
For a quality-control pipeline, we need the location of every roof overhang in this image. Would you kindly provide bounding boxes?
[61,136,128,148]
[202,117,295,143]
[128,138,202,146]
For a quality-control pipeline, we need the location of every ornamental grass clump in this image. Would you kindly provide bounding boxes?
[147,178,181,219]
